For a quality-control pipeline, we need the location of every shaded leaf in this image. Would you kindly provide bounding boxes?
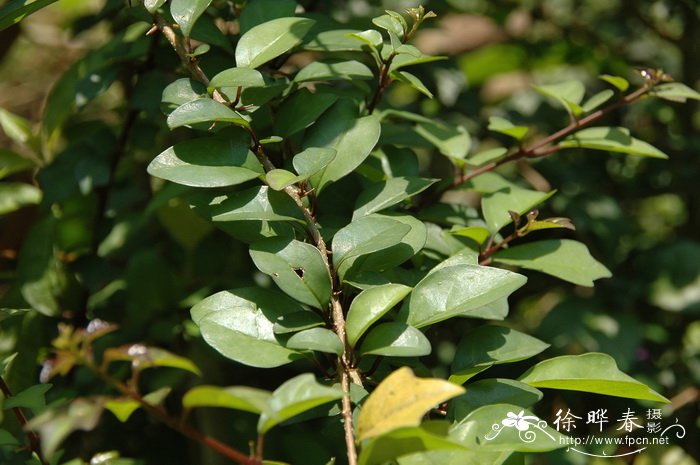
[295,59,374,82]
[273,311,325,334]
[0,108,32,145]
[171,0,212,37]
[206,186,305,223]
[357,367,464,441]
[450,326,549,384]
[209,67,265,97]
[451,404,566,452]
[167,98,250,130]
[191,288,305,368]
[238,0,297,34]
[450,226,490,246]
[0,149,34,179]
[450,379,543,420]
[533,81,585,115]
[143,0,166,14]
[493,239,611,287]
[3,384,51,411]
[468,148,508,167]
[274,89,338,137]
[518,353,669,402]
[581,89,615,112]
[265,147,337,190]
[183,385,271,414]
[302,29,365,52]
[304,100,381,193]
[359,322,431,357]
[285,327,344,356]
[353,177,436,219]
[558,126,668,158]
[147,137,263,188]
[258,373,343,433]
[650,82,700,102]
[359,424,466,465]
[346,284,412,347]
[332,216,411,279]
[402,265,526,328]
[236,17,315,69]
[415,122,470,162]
[250,237,331,309]
[161,78,207,114]
[17,218,61,316]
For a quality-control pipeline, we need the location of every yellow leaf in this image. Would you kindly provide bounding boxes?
[357,367,465,441]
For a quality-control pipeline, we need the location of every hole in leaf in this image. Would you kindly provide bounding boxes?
[293,267,305,279]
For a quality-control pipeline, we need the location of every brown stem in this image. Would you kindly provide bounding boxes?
[478,231,518,265]
[155,16,361,465]
[453,84,652,187]
[86,362,259,465]
[0,376,48,465]
[367,51,397,114]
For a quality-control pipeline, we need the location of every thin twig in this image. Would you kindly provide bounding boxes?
[0,376,48,465]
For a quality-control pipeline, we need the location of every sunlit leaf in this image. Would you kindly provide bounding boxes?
[493,239,611,287]
[518,353,669,402]
[236,17,316,69]
[558,127,668,159]
[171,0,212,37]
[346,284,412,347]
[183,385,271,414]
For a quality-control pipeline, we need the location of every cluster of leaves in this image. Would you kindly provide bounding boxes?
[0,1,698,465]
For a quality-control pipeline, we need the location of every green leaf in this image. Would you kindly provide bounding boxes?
[236,17,315,69]
[346,284,412,347]
[650,82,700,102]
[238,0,297,34]
[304,100,381,193]
[167,98,250,130]
[0,0,57,31]
[206,186,305,223]
[481,187,555,233]
[0,353,17,377]
[415,122,470,163]
[487,117,528,141]
[161,78,207,114]
[359,322,430,357]
[295,59,374,82]
[104,345,201,376]
[17,218,61,316]
[0,429,19,446]
[182,385,271,414]
[581,89,615,112]
[332,216,411,279]
[451,404,566,452]
[493,239,611,287]
[558,126,669,158]
[450,226,490,246]
[372,14,404,38]
[353,177,436,219]
[105,388,170,422]
[0,149,34,179]
[391,71,434,98]
[209,68,265,98]
[357,367,464,441]
[599,74,629,92]
[359,425,466,465]
[402,265,527,328]
[518,353,670,402]
[273,310,325,334]
[0,182,41,216]
[3,384,51,411]
[258,373,343,433]
[192,288,306,368]
[285,327,344,356]
[147,137,263,188]
[291,147,337,179]
[388,46,444,72]
[467,148,508,168]
[533,81,585,115]
[250,237,331,309]
[143,0,166,14]
[0,108,33,145]
[347,29,383,48]
[265,169,298,191]
[450,326,549,384]
[302,29,365,52]
[450,379,543,420]
[274,89,338,137]
[171,0,212,37]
